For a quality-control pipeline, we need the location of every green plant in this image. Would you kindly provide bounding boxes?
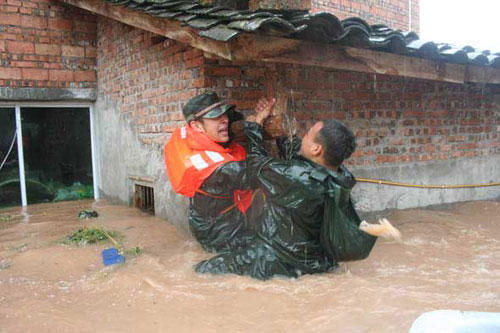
[0,214,12,222]
[124,246,143,257]
[65,228,121,246]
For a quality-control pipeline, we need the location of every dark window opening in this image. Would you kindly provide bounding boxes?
[1,107,93,207]
[21,107,93,204]
[134,184,155,215]
[0,108,20,208]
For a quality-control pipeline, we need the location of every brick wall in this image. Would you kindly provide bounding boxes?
[97,18,268,146]
[98,20,499,168]
[0,0,97,89]
[312,0,420,34]
[98,19,199,145]
[185,60,499,168]
[271,65,499,167]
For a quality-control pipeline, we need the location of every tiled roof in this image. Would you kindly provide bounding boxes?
[104,0,500,68]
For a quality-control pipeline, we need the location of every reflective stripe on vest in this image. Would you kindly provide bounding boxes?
[189,154,209,171]
[205,151,224,163]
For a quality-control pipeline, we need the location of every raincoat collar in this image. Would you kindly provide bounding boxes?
[305,157,356,190]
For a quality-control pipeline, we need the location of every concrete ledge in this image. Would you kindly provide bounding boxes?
[350,155,500,212]
[0,87,96,101]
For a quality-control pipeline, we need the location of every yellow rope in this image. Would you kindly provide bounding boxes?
[356,178,500,189]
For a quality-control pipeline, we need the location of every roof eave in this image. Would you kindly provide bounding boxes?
[61,0,500,85]
[60,0,234,59]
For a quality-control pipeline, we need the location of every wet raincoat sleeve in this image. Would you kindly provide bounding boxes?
[189,159,256,253]
[243,121,321,202]
[320,168,377,262]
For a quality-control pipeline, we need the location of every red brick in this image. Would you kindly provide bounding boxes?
[448,136,465,143]
[433,110,449,117]
[240,89,264,100]
[35,43,60,56]
[457,143,478,150]
[20,15,47,29]
[0,67,22,79]
[183,48,202,60]
[49,69,73,81]
[61,45,84,57]
[192,77,216,88]
[1,5,19,13]
[0,40,5,52]
[47,62,63,69]
[0,13,21,26]
[85,46,96,58]
[48,18,72,31]
[6,40,33,53]
[22,68,48,80]
[73,20,96,33]
[74,70,95,81]
[185,57,205,69]
[7,0,21,5]
[36,36,49,43]
[21,0,38,8]
[207,67,241,77]
[9,60,39,68]
[233,100,258,110]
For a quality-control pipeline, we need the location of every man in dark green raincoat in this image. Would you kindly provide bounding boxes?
[195,98,377,279]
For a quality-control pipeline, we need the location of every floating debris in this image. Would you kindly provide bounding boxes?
[0,213,13,223]
[0,260,11,270]
[65,228,120,246]
[13,242,28,252]
[124,246,143,257]
[102,247,125,266]
[78,210,99,219]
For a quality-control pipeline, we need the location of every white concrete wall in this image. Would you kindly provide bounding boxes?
[94,98,190,233]
[351,156,500,212]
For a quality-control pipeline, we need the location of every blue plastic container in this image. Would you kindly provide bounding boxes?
[102,247,125,266]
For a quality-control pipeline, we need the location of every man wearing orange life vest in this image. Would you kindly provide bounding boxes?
[164,91,257,253]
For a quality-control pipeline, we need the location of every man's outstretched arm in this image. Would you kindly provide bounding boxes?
[244,99,320,202]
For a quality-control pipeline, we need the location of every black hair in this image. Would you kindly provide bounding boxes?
[315,119,356,168]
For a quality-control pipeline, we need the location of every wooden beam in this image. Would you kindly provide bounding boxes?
[229,34,500,84]
[228,32,300,61]
[466,66,500,84]
[60,0,233,60]
[343,47,464,83]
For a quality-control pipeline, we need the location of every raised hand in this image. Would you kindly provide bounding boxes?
[254,97,276,126]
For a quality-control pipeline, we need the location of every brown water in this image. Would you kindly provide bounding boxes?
[1,200,499,332]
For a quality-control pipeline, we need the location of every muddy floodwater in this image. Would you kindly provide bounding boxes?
[1,200,499,332]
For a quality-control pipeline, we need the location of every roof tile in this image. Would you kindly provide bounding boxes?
[106,0,499,68]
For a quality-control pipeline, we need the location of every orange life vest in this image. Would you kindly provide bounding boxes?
[164,125,247,199]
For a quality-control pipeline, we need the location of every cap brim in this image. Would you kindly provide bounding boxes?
[202,104,235,119]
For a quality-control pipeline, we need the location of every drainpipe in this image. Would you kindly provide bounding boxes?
[89,105,100,200]
[15,106,27,206]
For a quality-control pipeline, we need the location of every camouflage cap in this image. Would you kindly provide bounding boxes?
[182,91,235,122]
